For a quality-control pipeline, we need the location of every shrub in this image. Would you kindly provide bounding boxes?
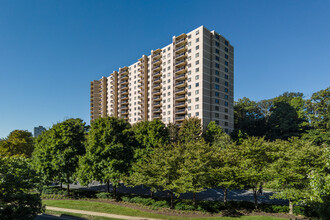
[96,192,113,199]
[174,202,195,211]
[152,200,169,208]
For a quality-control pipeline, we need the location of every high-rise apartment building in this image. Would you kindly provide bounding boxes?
[90,26,234,132]
[34,126,46,137]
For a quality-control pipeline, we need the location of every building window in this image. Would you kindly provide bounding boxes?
[215,63,220,68]
[215,77,219,82]
[215,42,219,47]
[225,95,228,100]
[188,92,191,96]
[196,82,199,87]
[188,85,191,89]
[225,101,228,106]
[188,42,191,46]
[225,108,228,113]
[225,67,228,72]
[225,115,228,119]
[163,112,166,116]
[167,66,171,70]
[163,100,166,103]
[168,111,170,114]
[215,70,219,76]
[168,47,171,51]
[188,56,191,61]
[195,97,199,101]
[225,81,228,86]
[225,61,229,66]
[225,88,228,93]
[195,90,199,94]
[195,104,199,109]
[215,106,219,111]
[225,40,229,46]
[168,105,171,108]
[216,34,219,40]
[188,49,191,53]
[188,77,191,82]
[215,85,219,90]
[168,92,171,96]
[216,56,220,61]
[188,99,191,103]
[225,54,228,59]
[195,60,199,65]
[196,68,199,72]
[168,79,171,83]
[195,53,199,58]
[215,113,219,118]
[195,75,199,80]
[225,74,228,79]
[215,99,219,104]
[167,53,170,57]
[188,106,191,110]
[188,113,191,117]
[168,60,171,64]
[188,34,191,39]
[196,30,199,35]
[225,47,228,52]
[196,112,199,116]
[196,38,199,43]
[196,45,199,50]
[215,49,219,54]
[215,92,219,97]
[167,85,171,89]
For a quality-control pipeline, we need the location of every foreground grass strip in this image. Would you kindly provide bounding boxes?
[43,200,289,220]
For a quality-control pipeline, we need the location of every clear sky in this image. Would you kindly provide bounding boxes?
[0,0,329,138]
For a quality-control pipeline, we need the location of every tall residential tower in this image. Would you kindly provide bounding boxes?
[90,26,234,132]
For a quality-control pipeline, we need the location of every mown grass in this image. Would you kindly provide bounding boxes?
[43,200,289,220]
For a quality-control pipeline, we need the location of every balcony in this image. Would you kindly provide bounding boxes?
[154,102,162,107]
[120,80,129,85]
[121,95,128,99]
[139,89,144,94]
[153,90,161,95]
[121,105,129,110]
[175,102,186,107]
[175,67,187,75]
[175,38,187,47]
[153,71,161,77]
[153,108,161,113]
[175,33,187,41]
[153,77,161,83]
[153,114,161,119]
[175,108,186,114]
[153,59,162,66]
[152,53,161,59]
[175,81,186,88]
[154,95,161,101]
[153,83,161,89]
[175,116,185,121]
[120,85,128,90]
[175,45,187,54]
[121,90,128,95]
[175,52,187,60]
[120,75,128,80]
[175,74,186,81]
[175,94,186,101]
[121,101,128,105]
[153,65,161,72]
[175,60,187,68]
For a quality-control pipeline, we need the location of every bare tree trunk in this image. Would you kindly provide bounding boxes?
[253,189,258,209]
[170,192,174,209]
[289,200,293,215]
[193,192,196,206]
[106,180,110,193]
[223,188,228,205]
[150,191,153,198]
[67,175,70,195]
[113,185,117,199]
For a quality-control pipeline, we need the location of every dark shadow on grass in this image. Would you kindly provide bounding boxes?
[221,209,244,217]
[35,213,88,220]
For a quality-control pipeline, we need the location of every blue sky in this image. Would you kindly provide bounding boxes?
[0,0,329,138]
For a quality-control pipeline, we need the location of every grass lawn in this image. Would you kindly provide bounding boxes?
[43,200,289,220]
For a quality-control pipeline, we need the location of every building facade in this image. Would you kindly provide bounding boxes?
[34,126,46,137]
[90,26,234,132]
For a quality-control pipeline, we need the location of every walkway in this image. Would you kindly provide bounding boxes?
[46,206,160,220]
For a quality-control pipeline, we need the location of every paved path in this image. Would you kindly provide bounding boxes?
[46,206,160,220]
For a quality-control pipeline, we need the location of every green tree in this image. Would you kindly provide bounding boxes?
[177,140,214,205]
[178,117,203,144]
[132,119,169,159]
[266,102,304,140]
[0,130,34,158]
[306,87,330,131]
[78,117,134,197]
[239,137,275,209]
[33,118,87,193]
[0,157,44,219]
[234,97,266,137]
[267,138,324,214]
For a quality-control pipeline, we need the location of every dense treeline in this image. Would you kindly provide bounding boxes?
[0,87,329,219]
